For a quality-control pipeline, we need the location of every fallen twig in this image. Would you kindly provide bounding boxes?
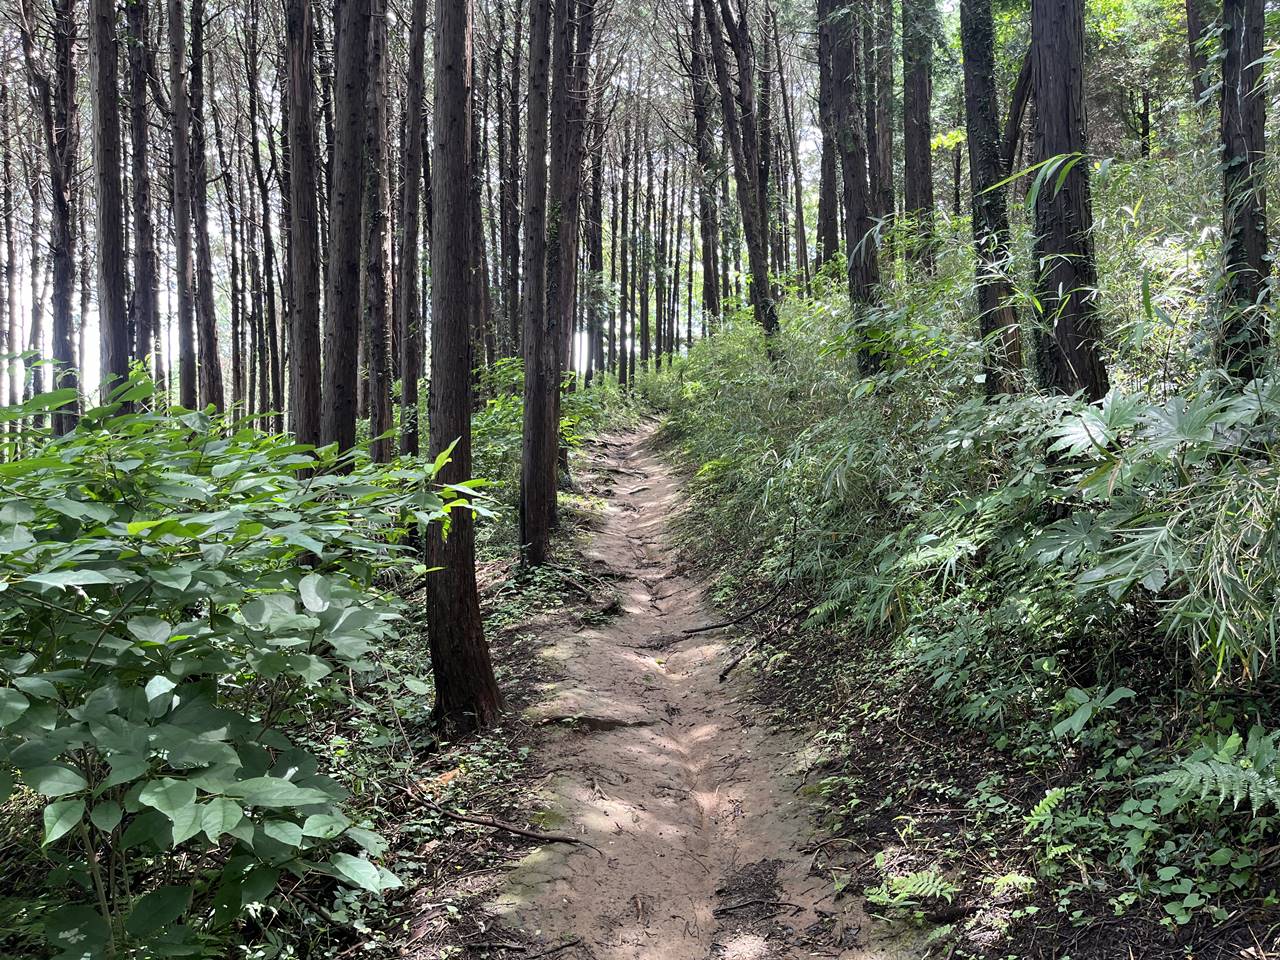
[713,898,802,917]
[526,938,582,958]
[411,791,597,850]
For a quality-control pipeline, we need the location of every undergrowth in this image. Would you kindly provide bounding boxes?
[644,151,1280,954]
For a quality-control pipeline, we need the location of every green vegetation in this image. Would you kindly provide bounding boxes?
[646,161,1280,945]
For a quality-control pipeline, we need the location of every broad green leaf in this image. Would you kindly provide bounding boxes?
[302,812,350,839]
[43,798,86,845]
[344,826,389,856]
[139,778,197,819]
[201,797,244,841]
[26,764,88,797]
[44,905,110,956]
[171,802,205,845]
[125,885,192,938]
[299,573,331,613]
[0,688,29,727]
[330,852,381,892]
[262,820,304,847]
[89,800,123,833]
[225,776,331,808]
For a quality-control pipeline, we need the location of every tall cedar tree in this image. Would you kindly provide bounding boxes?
[814,0,839,265]
[169,0,198,408]
[362,0,393,461]
[519,0,555,564]
[89,0,129,395]
[827,0,879,327]
[700,0,779,337]
[689,1,723,323]
[190,0,225,410]
[127,0,159,387]
[960,0,1020,394]
[398,0,428,454]
[18,0,77,431]
[286,0,323,445]
[1030,0,1108,400]
[321,0,371,449]
[1218,0,1268,381]
[427,0,503,732]
[902,0,936,262]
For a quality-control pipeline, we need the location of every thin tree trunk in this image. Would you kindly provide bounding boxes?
[189,0,224,410]
[902,0,936,264]
[321,0,371,449]
[1218,0,1268,380]
[362,0,393,460]
[169,0,197,408]
[286,0,323,444]
[1031,0,1108,400]
[961,0,1020,395]
[397,0,427,454]
[90,0,130,395]
[427,0,503,733]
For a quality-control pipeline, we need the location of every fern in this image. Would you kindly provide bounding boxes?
[867,868,959,907]
[1142,759,1280,815]
[1024,787,1068,833]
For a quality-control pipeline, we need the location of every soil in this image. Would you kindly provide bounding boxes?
[478,428,922,959]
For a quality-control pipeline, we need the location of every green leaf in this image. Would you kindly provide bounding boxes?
[299,573,331,613]
[201,797,244,841]
[302,812,350,839]
[225,776,332,808]
[90,800,123,833]
[125,885,193,938]
[43,798,85,845]
[44,905,110,956]
[23,569,120,589]
[263,819,304,847]
[0,688,29,727]
[344,826,389,856]
[128,617,172,645]
[330,852,382,892]
[171,802,205,845]
[26,764,88,797]
[139,778,197,820]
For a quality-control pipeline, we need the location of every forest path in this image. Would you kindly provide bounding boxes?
[484,426,910,960]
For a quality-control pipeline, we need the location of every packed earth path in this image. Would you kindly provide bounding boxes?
[481,427,913,960]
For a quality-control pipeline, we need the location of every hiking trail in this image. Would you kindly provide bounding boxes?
[483,427,917,959]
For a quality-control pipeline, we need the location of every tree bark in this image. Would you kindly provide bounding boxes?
[362,0,393,460]
[815,0,839,267]
[189,0,224,410]
[322,0,371,449]
[1218,0,1268,380]
[690,2,723,324]
[427,0,504,734]
[961,0,1020,396]
[169,0,198,408]
[700,0,779,337]
[519,0,555,565]
[89,0,130,396]
[1031,0,1108,401]
[397,0,428,454]
[902,0,936,262]
[286,0,323,444]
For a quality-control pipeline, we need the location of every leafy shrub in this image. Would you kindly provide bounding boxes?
[0,380,462,957]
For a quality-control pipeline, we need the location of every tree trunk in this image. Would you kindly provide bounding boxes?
[1031,0,1108,401]
[902,0,936,263]
[169,0,198,408]
[700,0,779,337]
[189,0,224,410]
[1186,0,1212,111]
[961,0,1020,396]
[827,0,879,321]
[772,7,809,291]
[1218,0,1268,380]
[127,0,159,386]
[321,0,371,449]
[690,2,722,324]
[815,0,839,267]
[397,0,427,454]
[286,0,323,445]
[427,0,504,733]
[19,0,78,429]
[89,0,130,396]
[519,0,555,565]
[362,0,393,460]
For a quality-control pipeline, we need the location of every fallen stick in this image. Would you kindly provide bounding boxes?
[713,898,802,917]
[526,938,582,958]
[416,795,589,848]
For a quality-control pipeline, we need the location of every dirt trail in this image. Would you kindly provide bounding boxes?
[485,428,914,959]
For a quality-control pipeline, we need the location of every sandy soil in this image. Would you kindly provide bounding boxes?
[483,428,919,959]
